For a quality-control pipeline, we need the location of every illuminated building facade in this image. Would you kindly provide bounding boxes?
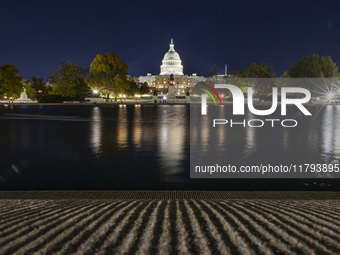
[139,39,205,95]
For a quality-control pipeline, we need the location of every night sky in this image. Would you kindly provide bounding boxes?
[1,0,340,80]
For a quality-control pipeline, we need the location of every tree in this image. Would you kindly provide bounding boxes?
[284,54,338,78]
[49,61,89,100]
[126,80,139,96]
[140,82,150,94]
[89,53,129,100]
[87,71,108,96]
[126,81,150,96]
[236,63,276,96]
[254,78,276,98]
[237,63,276,78]
[0,63,23,99]
[30,76,49,100]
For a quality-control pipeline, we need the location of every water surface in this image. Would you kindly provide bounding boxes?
[0,104,339,190]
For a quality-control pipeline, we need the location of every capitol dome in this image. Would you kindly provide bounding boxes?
[160,39,184,75]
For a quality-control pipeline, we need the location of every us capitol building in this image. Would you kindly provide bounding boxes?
[138,39,205,95]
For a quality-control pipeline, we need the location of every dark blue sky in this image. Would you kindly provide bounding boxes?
[1,0,340,80]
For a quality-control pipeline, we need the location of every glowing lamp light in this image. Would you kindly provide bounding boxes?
[93,89,99,94]
[123,95,126,98]
[326,92,336,100]
[163,96,167,100]
[119,94,122,97]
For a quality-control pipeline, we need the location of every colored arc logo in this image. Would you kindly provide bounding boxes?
[199,83,223,105]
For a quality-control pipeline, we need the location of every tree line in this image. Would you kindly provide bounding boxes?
[0,53,339,102]
[202,54,339,100]
[0,53,149,102]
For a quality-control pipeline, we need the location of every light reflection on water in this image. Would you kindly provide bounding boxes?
[321,105,340,167]
[315,105,340,166]
[200,115,209,153]
[319,105,340,178]
[334,106,340,161]
[132,105,142,148]
[117,105,128,148]
[158,107,185,179]
[0,104,339,190]
[244,110,256,159]
[322,105,333,159]
[217,105,226,150]
[90,106,102,157]
[190,104,340,180]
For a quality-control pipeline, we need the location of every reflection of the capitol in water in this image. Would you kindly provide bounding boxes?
[89,105,186,179]
[158,107,185,179]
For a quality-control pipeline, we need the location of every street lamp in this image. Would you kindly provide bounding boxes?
[135,94,141,101]
[326,91,336,101]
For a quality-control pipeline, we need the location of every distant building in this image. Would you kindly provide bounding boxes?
[139,39,205,95]
[159,38,184,76]
[127,75,140,84]
[139,73,155,87]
